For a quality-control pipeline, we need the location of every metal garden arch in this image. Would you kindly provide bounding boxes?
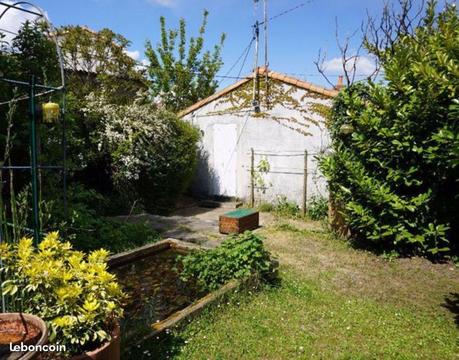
[0,1,67,246]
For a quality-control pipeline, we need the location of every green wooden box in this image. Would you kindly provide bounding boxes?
[219,208,259,234]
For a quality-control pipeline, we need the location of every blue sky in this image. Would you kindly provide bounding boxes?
[2,0,426,88]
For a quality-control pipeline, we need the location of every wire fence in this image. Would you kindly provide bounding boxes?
[247,148,326,214]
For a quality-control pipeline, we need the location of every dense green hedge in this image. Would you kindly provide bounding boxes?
[320,4,458,257]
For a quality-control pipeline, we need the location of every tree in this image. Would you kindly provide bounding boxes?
[56,25,148,189]
[0,21,60,178]
[315,0,428,88]
[145,10,225,112]
[320,1,459,257]
[58,25,146,103]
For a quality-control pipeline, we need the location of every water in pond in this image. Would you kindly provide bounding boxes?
[111,249,202,344]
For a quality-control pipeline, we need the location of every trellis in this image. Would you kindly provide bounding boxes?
[0,1,66,247]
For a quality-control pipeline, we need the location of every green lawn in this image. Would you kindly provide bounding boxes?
[127,218,459,359]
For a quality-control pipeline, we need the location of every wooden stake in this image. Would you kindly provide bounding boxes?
[302,149,308,216]
[250,148,255,207]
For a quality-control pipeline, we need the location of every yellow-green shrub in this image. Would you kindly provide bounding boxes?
[0,232,124,355]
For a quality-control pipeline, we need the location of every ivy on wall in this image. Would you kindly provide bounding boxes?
[207,78,331,137]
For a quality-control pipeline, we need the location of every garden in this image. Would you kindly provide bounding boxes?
[0,0,458,359]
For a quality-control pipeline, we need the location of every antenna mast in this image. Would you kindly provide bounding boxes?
[263,0,269,109]
[252,21,260,113]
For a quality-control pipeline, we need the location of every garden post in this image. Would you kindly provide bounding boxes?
[302,149,308,216]
[29,76,40,246]
[250,148,255,207]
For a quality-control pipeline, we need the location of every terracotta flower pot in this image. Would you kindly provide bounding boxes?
[70,323,120,360]
[0,312,48,360]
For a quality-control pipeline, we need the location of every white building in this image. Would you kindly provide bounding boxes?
[180,68,338,207]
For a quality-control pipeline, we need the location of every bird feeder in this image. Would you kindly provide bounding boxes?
[339,123,354,135]
[42,102,60,123]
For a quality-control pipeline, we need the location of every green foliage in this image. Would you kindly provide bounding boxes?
[83,93,200,214]
[256,196,303,218]
[320,3,459,257]
[273,195,301,218]
[43,187,161,253]
[179,231,276,291]
[57,25,147,180]
[257,202,274,213]
[0,233,125,355]
[253,158,271,193]
[58,25,145,103]
[307,196,328,221]
[61,207,160,254]
[145,10,225,112]
[1,22,60,192]
[135,113,201,213]
[9,21,59,83]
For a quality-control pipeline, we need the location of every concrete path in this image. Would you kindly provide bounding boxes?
[119,201,273,248]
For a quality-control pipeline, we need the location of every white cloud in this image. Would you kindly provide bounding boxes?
[125,49,140,60]
[146,0,176,8]
[0,1,40,44]
[322,55,376,76]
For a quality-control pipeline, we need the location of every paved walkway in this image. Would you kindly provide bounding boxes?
[120,201,273,247]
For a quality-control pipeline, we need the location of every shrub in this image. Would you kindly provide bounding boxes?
[179,231,277,291]
[257,202,274,213]
[45,199,160,254]
[307,196,328,221]
[320,4,459,257]
[83,92,200,214]
[0,233,125,355]
[65,210,160,254]
[273,195,301,218]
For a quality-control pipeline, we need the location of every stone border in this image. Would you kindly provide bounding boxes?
[108,238,240,347]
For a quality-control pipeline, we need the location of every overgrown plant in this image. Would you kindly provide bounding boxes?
[320,2,459,257]
[0,232,125,355]
[179,231,276,291]
[307,196,328,221]
[253,158,271,194]
[41,186,161,253]
[273,195,301,218]
[83,91,200,213]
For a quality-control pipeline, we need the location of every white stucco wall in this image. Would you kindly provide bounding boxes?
[183,82,332,206]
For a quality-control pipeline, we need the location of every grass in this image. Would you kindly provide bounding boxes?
[128,217,459,359]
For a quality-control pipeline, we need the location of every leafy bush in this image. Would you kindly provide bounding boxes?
[307,196,328,221]
[65,210,160,254]
[179,232,277,291]
[320,4,458,257]
[41,187,160,253]
[257,202,274,213]
[49,203,160,254]
[83,92,200,214]
[0,233,125,355]
[273,195,301,218]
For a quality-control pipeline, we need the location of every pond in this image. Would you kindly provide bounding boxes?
[111,249,203,347]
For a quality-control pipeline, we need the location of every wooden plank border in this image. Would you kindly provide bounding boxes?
[109,238,241,348]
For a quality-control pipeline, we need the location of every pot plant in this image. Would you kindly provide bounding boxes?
[0,232,125,359]
[0,313,48,360]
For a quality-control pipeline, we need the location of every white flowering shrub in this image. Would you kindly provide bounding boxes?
[83,91,200,212]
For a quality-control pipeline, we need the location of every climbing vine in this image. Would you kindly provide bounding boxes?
[253,157,271,194]
[209,78,331,137]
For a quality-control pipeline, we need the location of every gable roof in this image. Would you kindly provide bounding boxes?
[179,67,339,117]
